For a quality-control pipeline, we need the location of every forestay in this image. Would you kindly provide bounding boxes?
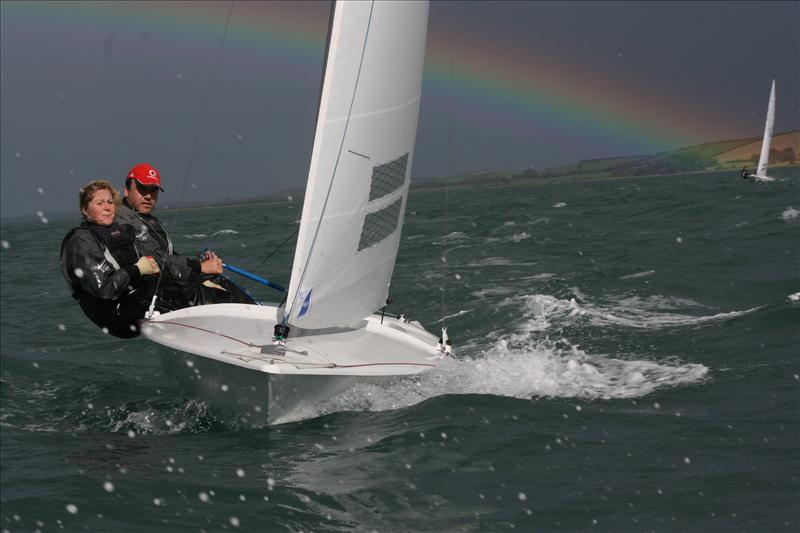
[285,1,429,329]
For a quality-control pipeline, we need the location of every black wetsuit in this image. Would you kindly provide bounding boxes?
[59,221,188,338]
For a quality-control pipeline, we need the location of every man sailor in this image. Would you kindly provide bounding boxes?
[116,162,255,305]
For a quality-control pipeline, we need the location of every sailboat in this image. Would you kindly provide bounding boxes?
[141,0,449,425]
[746,79,776,181]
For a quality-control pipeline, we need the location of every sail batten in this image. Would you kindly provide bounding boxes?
[285,1,429,329]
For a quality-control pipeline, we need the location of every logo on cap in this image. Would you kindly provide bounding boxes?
[127,163,164,191]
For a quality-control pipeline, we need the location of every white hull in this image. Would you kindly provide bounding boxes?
[157,348,384,425]
[746,174,776,182]
[141,304,445,425]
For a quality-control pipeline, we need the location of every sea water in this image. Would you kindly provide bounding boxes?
[1,169,798,531]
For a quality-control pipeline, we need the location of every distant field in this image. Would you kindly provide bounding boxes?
[715,131,800,164]
[577,157,644,172]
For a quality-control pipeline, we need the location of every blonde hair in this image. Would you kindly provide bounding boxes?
[79,180,121,212]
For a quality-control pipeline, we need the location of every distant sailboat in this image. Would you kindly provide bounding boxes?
[746,79,776,181]
[140,1,450,425]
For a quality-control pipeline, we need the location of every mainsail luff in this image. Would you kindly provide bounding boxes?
[755,79,775,178]
[285,0,430,329]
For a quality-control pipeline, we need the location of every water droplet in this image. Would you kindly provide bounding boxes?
[676,236,683,243]
[518,492,527,501]
[153,498,163,506]
[103,482,114,493]
[229,517,240,527]
[236,468,245,478]
[37,187,44,194]
[1,240,9,249]
[58,324,66,331]
[66,504,78,514]
[198,491,210,503]
[683,457,691,464]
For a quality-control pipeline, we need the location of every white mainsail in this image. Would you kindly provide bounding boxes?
[754,79,776,179]
[285,1,429,329]
[141,0,445,425]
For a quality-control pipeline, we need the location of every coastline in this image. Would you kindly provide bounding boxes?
[2,164,797,225]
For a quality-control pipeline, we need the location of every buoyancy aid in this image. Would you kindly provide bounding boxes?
[61,222,140,298]
[120,199,174,255]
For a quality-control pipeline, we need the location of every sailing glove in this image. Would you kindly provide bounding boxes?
[135,256,160,276]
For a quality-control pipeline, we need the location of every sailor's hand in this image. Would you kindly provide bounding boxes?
[200,251,223,275]
[202,279,227,291]
[135,256,160,276]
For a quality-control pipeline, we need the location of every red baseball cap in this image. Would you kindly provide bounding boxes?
[127,163,165,191]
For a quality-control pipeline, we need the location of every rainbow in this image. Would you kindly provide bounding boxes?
[4,1,731,157]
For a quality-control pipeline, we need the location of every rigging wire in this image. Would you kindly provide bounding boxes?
[249,226,298,273]
[147,1,236,314]
[441,1,455,324]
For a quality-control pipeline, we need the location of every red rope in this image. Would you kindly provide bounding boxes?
[146,320,251,346]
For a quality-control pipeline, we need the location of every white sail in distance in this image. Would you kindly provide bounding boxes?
[285,1,429,329]
[755,79,776,179]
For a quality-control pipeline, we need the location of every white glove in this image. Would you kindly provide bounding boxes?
[135,256,160,276]
[202,279,227,291]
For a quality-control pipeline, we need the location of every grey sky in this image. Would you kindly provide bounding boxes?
[1,1,798,219]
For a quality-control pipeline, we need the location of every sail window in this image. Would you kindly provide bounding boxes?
[358,197,403,251]
[369,153,408,201]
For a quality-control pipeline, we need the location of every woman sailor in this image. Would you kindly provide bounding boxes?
[59,180,168,338]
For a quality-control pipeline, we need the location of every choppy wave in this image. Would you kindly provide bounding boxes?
[292,290,721,422]
[781,207,799,220]
[502,292,758,330]
[305,316,708,423]
[465,257,536,268]
[619,269,656,280]
[183,229,239,239]
[106,400,219,435]
[433,231,470,245]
